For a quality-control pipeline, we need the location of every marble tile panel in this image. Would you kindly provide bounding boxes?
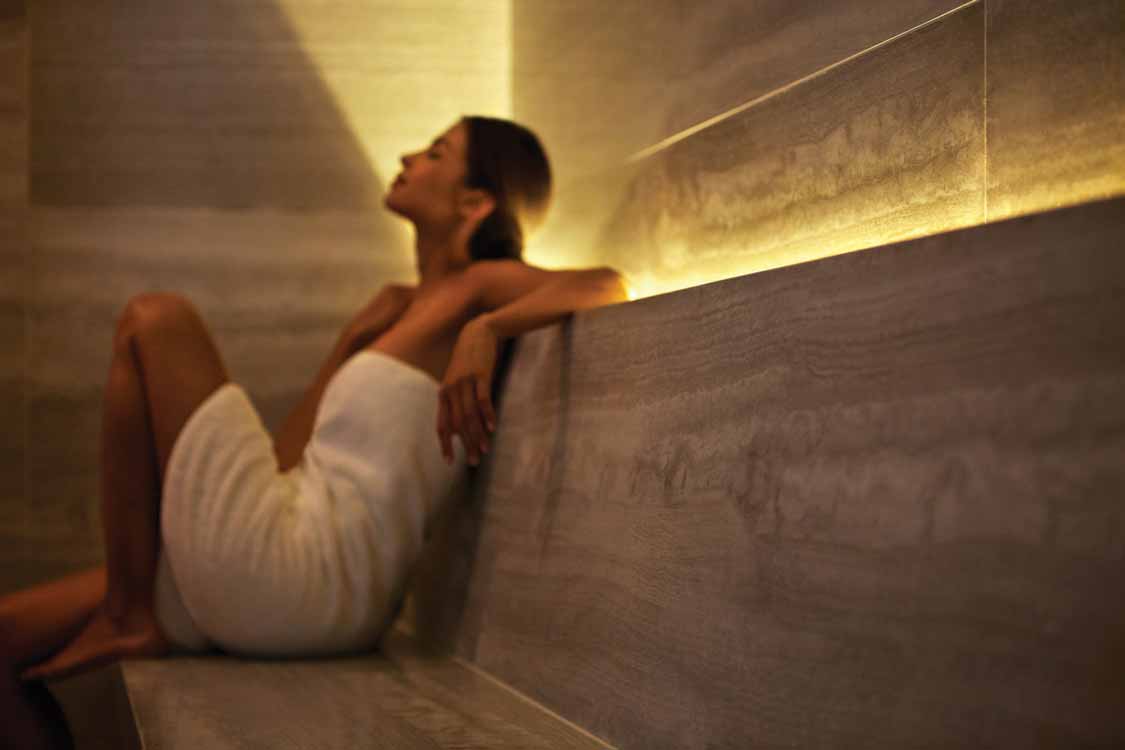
[26,205,413,566]
[24,0,508,574]
[122,629,608,749]
[30,0,510,210]
[584,3,986,300]
[513,0,967,184]
[0,3,27,562]
[28,0,372,212]
[446,196,1125,748]
[986,0,1125,220]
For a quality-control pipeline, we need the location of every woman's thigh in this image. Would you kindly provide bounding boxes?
[115,292,230,479]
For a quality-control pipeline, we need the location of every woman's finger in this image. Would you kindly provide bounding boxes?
[468,379,490,452]
[475,376,496,432]
[460,378,486,463]
[444,386,464,463]
[436,391,453,463]
[447,384,470,462]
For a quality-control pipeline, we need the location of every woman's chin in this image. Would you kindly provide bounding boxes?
[382,193,403,214]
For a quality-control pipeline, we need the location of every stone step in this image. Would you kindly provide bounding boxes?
[118,628,611,750]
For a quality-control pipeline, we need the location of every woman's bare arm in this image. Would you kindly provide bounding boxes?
[468,260,630,340]
[436,261,630,465]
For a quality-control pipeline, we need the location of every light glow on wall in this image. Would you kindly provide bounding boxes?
[277,0,1121,300]
[614,179,1125,302]
[277,0,513,250]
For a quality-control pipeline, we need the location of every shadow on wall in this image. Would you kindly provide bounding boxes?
[14,0,413,589]
[32,3,400,209]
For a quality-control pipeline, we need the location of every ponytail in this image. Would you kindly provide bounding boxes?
[461,116,552,263]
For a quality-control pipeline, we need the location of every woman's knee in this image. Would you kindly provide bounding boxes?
[114,293,200,348]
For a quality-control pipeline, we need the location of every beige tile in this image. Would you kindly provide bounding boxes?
[448,196,1125,749]
[121,629,606,749]
[0,313,25,529]
[0,223,25,530]
[0,1,26,567]
[513,0,967,183]
[27,205,411,395]
[0,15,28,205]
[30,0,511,210]
[0,2,26,23]
[575,3,986,299]
[986,0,1125,220]
[25,204,415,567]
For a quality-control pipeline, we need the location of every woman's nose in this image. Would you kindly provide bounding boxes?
[400,154,412,169]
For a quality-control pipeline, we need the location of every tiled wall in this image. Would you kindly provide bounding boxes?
[3,0,511,591]
[986,0,1125,220]
[0,2,29,592]
[514,0,1125,297]
[440,196,1125,749]
[5,1,1122,592]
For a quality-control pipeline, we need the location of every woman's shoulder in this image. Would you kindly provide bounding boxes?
[465,259,573,311]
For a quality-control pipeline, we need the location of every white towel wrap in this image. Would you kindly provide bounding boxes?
[154,349,466,656]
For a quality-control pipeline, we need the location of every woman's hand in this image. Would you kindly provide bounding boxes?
[340,284,416,355]
[437,316,500,466]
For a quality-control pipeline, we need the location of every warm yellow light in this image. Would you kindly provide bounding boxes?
[611,224,957,301]
[273,1,1123,303]
[616,181,1125,301]
[276,1,512,202]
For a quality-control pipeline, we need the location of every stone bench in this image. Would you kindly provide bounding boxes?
[89,196,1124,748]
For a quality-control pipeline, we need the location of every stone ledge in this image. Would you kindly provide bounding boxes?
[118,627,611,750]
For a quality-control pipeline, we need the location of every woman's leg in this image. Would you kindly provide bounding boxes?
[0,567,103,750]
[0,567,106,669]
[19,292,229,681]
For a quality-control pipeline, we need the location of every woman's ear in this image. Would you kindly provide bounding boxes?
[458,187,496,227]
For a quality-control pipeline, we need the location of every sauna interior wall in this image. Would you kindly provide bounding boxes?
[3,0,1122,591]
[513,0,1125,297]
[0,1,29,593]
[2,1,510,591]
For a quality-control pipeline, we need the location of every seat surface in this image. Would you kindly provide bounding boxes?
[120,627,612,749]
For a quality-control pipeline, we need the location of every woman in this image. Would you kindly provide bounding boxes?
[0,115,629,748]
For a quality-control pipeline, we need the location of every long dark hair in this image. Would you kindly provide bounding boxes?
[461,116,552,263]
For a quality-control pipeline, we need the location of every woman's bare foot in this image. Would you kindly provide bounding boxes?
[19,604,169,683]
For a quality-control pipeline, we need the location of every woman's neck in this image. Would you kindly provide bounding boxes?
[414,224,472,290]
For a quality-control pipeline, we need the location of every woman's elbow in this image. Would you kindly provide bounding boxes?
[589,266,631,303]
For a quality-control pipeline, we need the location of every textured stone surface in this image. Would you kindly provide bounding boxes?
[23,206,410,570]
[0,3,28,591]
[512,0,965,183]
[986,0,1125,220]
[595,2,986,298]
[518,0,1125,293]
[122,628,610,749]
[30,0,510,210]
[19,0,510,577]
[409,197,1125,748]
[513,0,971,269]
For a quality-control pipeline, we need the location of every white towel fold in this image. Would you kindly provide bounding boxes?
[154,349,466,656]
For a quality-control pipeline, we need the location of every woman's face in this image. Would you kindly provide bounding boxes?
[383,120,470,228]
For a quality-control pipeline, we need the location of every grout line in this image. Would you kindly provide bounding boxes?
[626,0,983,163]
[452,655,619,749]
[983,0,989,221]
